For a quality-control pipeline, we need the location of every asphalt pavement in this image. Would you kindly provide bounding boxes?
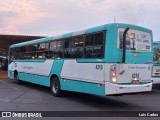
[0,78,160,120]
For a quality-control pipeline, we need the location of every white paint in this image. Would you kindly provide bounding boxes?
[151,78,160,84]
[61,60,105,83]
[9,60,54,76]
[72,30,86,36]
[116,64,152,83]
[53,35,62,40]
[105,82,152,95]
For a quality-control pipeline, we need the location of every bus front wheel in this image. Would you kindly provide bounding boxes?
[51,77,61,97]
[14,72,22,84]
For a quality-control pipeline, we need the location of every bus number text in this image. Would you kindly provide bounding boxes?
[96,65,103,70]
[132,73,139,78]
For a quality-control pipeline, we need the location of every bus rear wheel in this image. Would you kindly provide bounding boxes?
[51,77,61,97]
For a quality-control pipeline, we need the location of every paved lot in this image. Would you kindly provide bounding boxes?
[0,78,160,119]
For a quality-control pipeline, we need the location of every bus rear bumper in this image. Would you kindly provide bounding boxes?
[105,82,152,95]
[151,77,160,84]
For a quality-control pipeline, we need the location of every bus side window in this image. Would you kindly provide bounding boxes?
[19,45,35,60]
[14,47,20,60]
[45,43,49,58]
[37,43,49,59]
[56,40,64,59]
[64,36,84,58]
[49,41,57,59]
[49,40,64,59]
[84,32,104,58]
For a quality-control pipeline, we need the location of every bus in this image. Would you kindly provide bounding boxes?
[8,23,153,97]
[152,41,160,84]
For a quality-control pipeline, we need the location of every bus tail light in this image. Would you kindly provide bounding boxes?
[131,80,139,84]
[111,72,116,77]
[110,65,117,83]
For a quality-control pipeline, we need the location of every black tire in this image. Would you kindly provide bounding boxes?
[14,72,22,84]
[51,77,61,97]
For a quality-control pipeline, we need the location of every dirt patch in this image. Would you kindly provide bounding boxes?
[0,70,8,79]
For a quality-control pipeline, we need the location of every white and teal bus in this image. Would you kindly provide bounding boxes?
[8,23,153,96]
[152,41,160,84]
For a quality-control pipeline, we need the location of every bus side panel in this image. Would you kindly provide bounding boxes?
[60,59,105,96]
[8,60,54,87]
[61,60,105,83]
[19,72,50,87]
[60,79,105,96]
[49,59,64,85]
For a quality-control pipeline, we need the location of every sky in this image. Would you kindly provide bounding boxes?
[0,0,160,40]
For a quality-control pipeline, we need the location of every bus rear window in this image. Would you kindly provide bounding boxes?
[118,28,151,52]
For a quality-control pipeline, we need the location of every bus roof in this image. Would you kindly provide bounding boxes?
[10,23,152,48]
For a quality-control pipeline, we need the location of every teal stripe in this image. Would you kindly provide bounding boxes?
[19,72,50,87]
[60,79,105,96]
[13,59,46,62]
[153,64,160,66]
[76,59,106,63]
[152,76,160,78]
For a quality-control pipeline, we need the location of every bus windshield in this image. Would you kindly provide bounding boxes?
[118,28,151,52]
